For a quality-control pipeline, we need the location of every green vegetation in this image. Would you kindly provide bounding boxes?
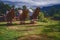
[0,1,11,15]
[38,12,49,22]
[0,21,60,40]
[0,1,60,40]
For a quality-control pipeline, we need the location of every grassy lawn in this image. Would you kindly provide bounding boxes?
[0,20,60,40]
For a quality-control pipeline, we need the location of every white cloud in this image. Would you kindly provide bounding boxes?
[2,0,60,6]
[31,0,60,6]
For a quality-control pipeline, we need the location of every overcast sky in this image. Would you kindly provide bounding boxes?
[1,0,60,6]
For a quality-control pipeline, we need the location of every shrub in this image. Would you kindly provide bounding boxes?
[38,12,48,22]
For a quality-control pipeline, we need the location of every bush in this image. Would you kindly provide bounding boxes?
[53,14,60,20]
[38,12,48,22]
[42,18,49,22]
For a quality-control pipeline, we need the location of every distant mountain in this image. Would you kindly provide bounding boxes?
[41,4,60,10]
[2,1,60,8]
[41,4,60,16]
[2,1,32,8]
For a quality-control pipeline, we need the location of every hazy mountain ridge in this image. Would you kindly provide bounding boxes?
[41,4,60,16]
[2,1,60,8]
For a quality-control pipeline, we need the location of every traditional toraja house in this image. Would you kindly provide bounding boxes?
[0,14,5,22]
[28,8,33,20]
[19,5,29,24]
[18,8,23,24]
[6,6,40,25]
[30,7,40,24]
[6,6,15,25]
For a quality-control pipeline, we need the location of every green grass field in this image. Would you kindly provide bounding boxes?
[0,20,60,40]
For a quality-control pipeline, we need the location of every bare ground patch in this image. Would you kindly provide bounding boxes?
[16,34,54,40]
[7,24,39,31]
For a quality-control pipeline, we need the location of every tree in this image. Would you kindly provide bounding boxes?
[0,1,11,15]
[38,12,48,22]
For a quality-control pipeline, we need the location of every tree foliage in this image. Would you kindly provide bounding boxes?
[0,1,11,15]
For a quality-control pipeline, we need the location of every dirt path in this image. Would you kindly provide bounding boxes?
[17,34,53,40]
[7,23,40,30]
